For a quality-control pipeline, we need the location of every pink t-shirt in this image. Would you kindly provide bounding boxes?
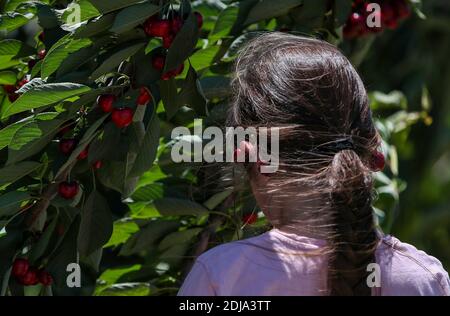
[178,228,450,296]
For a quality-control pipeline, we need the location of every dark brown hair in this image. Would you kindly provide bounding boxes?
[228,32,380,296]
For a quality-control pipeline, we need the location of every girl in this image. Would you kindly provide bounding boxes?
[178,32,450,296]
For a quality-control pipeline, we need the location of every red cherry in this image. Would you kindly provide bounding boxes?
[137,87,152,105]
[3,85,16,94]
[77,146,89,160]
[111,107,133,128]
[162,33,175,49]
[370,151,385,171]
[58,181,79,199]
[17,79,28,88]
[97,94,116,113]
[381,3,398,29]
[171,15,183,33]
[59,139,77,155]
[194,12,203,29]
[161,63,184,80]
[146,19,171,37]
[38,32,45,42]
[38,49,46,60]
[8,93,19,102]
[343,12,366,38]
[242,213,258,225]
[19,268,39,286]
[152,54,166,71]
[12,258,29,278]
[93,160,103,169]
[28,59,37,70]
[143,15,158,35]
[395,0,411,19]
[161,72,172,81]
[38,270,53,286]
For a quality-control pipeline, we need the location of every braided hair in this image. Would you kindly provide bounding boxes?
[228,32,380,295]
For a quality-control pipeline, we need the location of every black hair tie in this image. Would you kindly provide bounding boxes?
[333,137,355,152]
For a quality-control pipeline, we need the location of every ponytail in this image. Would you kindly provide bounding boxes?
[327,149,378,296]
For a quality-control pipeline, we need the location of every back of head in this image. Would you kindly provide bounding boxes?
[229,32,381,296]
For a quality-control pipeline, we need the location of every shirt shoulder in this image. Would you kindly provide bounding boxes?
[377,235,450,296]
[196,235,262,267]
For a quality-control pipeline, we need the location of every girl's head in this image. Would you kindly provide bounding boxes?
[228,32,381,296]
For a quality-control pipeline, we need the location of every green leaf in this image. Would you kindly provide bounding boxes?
[128,202,160,219]
[74,13,116,39]
[87,122,121,163]
[0,161,41,186]
[55,44,99,78]
[245,0,303,25]
[209,4,239,43]
[7,118,65,165]
[179,65,208,116]
[89,0,146,14]
[0,112,59,151]
[159,79,179,119]
[189,45,220,71]
[97,282,150,296]
[0,12,31,33]
[291,0,326,27]
[6,0,31,11]
[8,122,41,151]
[46,216,80,294]
[41,37,92,78]
[28,217,58,263]
[97,264,141,288]
[0,191,30,217]
[369,91,407,111]
[127,112,160,178]
[0,39,35,60]
[0,71,17,85]
[1,83,91,119]
[58,0,101,25]
[131,183,164,202]
[96,160,139,197]
[131,48,161,87]
[203,189,233,210]
[164,12,199,72]
[119,220,179,256]
[154,198,209,217]
[91,42,146,79]
[158,228,202,251]
[200,76,231,100]
[104,219,139,248]
[78,191,113,256]
[110,2,159,34]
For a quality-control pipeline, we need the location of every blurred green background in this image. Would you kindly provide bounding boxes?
[359,0,450,270]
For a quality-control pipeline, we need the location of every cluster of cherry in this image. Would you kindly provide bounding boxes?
[11,258,53,286]
[343,0,411,39]
[143,11,203,80]
[56,87,152,199]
